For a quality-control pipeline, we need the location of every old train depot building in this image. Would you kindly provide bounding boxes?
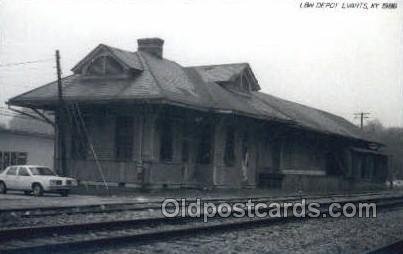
[8,38,388,191]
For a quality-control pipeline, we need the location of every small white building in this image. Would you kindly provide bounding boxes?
[0,128,54,170]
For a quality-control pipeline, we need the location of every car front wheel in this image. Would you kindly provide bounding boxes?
[0,182,7,194]
[32,184,43,197]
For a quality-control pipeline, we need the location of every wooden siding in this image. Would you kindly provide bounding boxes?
[57,104,387,190]
[279,136,326,174]
[66,159,139,183]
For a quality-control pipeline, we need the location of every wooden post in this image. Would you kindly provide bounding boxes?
[138,112,145,187]
[56,50,66,176]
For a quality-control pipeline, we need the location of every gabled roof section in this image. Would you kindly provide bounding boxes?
[190,63,261,91]
[8,43,374,144]
[253,92,377,143]
[71,44,143,74]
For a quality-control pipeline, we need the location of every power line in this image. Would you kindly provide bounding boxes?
[0,112,51,125]
[0,106,16,110]
[0,112,33,121]
[0,107,37,120]
[0,109,31,117]
[0,58,53,68]
[354,112,370,129]
[0,106,24,113]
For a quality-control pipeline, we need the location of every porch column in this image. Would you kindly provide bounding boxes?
[141,112,158,186]
[212,117,226,186]
[142,113,158,162]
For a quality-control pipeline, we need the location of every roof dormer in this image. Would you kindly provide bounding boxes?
[191,63,260,93]
[71,44,143,76]
[85,55,125,75]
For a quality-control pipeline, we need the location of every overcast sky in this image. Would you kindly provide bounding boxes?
[0,0,402,127]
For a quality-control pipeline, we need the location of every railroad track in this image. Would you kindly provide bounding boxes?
[0,191,394,218]
[1,193,403,254]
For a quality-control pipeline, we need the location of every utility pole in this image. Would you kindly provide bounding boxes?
[354,112,370,129]
[56,50,66,176]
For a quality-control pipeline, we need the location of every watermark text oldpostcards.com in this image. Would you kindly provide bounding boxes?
[161,199,377,222]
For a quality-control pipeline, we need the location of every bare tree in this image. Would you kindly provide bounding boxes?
[364,119,403,179]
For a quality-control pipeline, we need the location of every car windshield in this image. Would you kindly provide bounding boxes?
[29,167,56,176]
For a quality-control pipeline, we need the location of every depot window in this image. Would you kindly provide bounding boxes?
[115,117,135,161]
[159,118,174,162]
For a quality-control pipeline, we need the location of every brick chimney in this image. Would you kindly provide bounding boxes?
[137,38,164,58]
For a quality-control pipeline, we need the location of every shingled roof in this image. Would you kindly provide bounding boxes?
[8,42,374,144]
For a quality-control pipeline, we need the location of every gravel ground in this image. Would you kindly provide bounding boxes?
[2,193,403,253]
[2,216,257,249]
[88,208,403,254]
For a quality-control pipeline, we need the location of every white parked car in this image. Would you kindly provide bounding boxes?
[0,165,77,197]
[392,180,403,188]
